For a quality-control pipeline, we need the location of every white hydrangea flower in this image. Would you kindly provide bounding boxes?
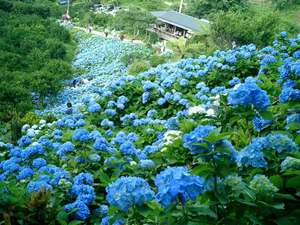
[32,125,38,130]
[39,120,46,125]
[27,129,36,138]
[206,108,216,117]
[22,124,30,132]
[130,161,137,166]
[188,106,206,116]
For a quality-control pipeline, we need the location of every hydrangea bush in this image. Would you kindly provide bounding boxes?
[1,30,300,224]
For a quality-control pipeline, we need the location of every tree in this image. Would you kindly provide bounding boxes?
[210,9,298,49]
[185,0,248,19]
[111,9,156,40]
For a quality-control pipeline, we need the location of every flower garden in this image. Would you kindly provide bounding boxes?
[1,30,300,224]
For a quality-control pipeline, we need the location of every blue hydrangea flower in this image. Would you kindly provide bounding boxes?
[56,142,75,156]
[65,200,90,220]
[228,81,270,110]
[183,125,216,154]
[93,137,110,151]
[70,184,96,204]
[106,176,154,211]
[252,116,273,132]
[180,79,189,87]
[73,173,94,185]
[249,174,278,197]
[75,119,86,127]
[72,129,90,142]
[88,103,101,113]
[89,153,101,162]
[155,166,204,208]
[32,158,47,168]
[281,156,300,171]
[27,181,52,193]
[139,159,155,168]
[17,168,34,181]
[18,136,32,147]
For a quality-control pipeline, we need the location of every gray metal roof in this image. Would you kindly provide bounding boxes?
[150,11,209,32]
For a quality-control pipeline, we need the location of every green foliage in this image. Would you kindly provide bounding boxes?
[21,112,42,127]
[128,60,150,76]
[185,0,248,19]
[45,38,67,59]
[93,13,113,27]
[111,9,156,39]
[272,0,300,10]
[149,55,167,67]
[210,9,298,49]
[0,9,74,140]
[121,51,145,66]
[12,1,51,19]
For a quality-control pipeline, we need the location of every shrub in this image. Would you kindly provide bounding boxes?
[128,60,150,76]
[21,112,42,126]
[149,55,167,67]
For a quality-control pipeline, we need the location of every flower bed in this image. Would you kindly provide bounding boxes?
[0,31,300,224]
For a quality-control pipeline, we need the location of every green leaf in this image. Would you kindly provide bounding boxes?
[295,134,300,144]
[99,170,110,184]
[66,208,79,215]
[111,168,122,179]
[109,212,125,225]
[191,165,212,177]
[288,122,300,131]
[260,110,274,120]
[136,204,151,217]
[211,132,231,143]
[274,193,298,201]
[58,220,68,225]
[216,163,230,178]
[286,176,300,189]
[229,116,239,125]
[57,211,69,223]
[108,206,119,217]
[248,215,263,225]
[258,201,285,209]
[68,221,84,225]
[189,142,209,149]
[186,206,217,218]
[269,174,283,190]
[271,217,300,225]
[233,197,257,207]
[159,204,176,218]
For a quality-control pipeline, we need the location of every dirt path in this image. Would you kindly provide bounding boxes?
[73,26,144,45]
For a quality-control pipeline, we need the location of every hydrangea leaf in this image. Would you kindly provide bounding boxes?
[269,175,284,190]
[136,204,151,217]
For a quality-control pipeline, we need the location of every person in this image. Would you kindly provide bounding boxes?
[120,34,125,41]
[112,29,116,37]
[104,28,109,37]
[66,102,73,115]
[232,41,237,48]
[72,79,77,87]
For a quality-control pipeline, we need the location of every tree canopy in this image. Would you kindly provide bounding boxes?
[185,0,248,19]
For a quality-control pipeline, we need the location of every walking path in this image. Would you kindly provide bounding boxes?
[73,26,144,45]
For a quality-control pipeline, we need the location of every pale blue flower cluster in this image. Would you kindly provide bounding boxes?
[249,174,278,197]
[155,166,204,208]
[106,176,154,211]
[183,125,216,154]
[228,81,270,110]
[281,156,300,171]
[237,134,298,167]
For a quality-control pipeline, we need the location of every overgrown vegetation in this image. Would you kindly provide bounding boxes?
[0,1,75,141]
